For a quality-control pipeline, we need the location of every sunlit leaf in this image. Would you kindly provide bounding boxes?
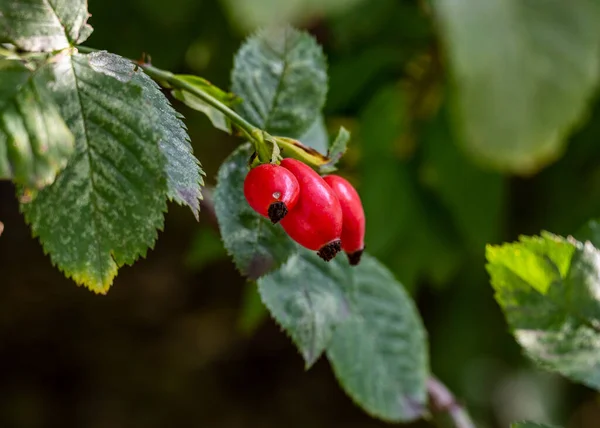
[21,52,168,293]
[487,232,600,389]
[0,0,93,52]
[231,26,327,138]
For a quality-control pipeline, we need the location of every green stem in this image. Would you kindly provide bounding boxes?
[75,45,331,168]
[143,64,258,139]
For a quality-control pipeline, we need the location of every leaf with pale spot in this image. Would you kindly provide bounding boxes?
[21,52,168,293]
[487,232,600,390]
[231,26,328,138]
[0,58,73,189]
[258,249,351,368]
[83,52,204,219]
[0,0,93,52]
[258,249,428,422]
[213,144,296,279]
[326,254,428,422]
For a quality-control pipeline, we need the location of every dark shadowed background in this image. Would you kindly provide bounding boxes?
[2,0,600,427]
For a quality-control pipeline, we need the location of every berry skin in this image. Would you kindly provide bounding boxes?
[244,164,300,224]
[323,175,365,266]
[279,158,343,261]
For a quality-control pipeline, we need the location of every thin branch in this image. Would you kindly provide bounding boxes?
[427,376,476,428]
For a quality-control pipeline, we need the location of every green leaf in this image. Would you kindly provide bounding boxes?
[297,114,328,154]
[0,0,93,52]
[258,248,428,421]
[433,0,600,174]
[231,26,328,138]
[257,249,351,367]
[511,422,562,428]
[486,232,600,390]
[83,52,204,218]
[21,52,168,293]
[213,144,297,279]
[172,74,240,134]
[320,126,349,173]
[326,254,428,422]
[0,59,73,189]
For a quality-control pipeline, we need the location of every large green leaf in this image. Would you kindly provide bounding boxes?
[21,52,168,293]
[231,26,327,138]
[258,249,428,422]
[0,0,93,52]
[487,232,600,389]
[0,59,73,189]
[76,51,204,218]
[434,0,600,174]
[213,144,296,279]
[257,249,351,367]
[326,254,428,422]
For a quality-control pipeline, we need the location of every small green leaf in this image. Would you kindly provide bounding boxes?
[83,52,204,219]
[319,126,349,173]
[231,26,328,138]
[0,0,93,52]
[326,254,428,422]
[433,0,600,173]
[487,232,600,390]
[172,74,240,134]
[0,58,73,189]
[511,422,562,428]
[213,144,296,279]
[257,249,351,367]
[21,52,168,293]
[297,114,329,154]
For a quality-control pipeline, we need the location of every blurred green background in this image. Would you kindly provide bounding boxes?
[2,0,600,427]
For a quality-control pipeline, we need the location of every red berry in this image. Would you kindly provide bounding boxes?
[323,175,365,266]
[279,158,343,261]
[244,164,300,224]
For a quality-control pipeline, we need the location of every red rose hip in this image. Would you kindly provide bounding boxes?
[244,164,300,224]
[279,158,343,261]
[323,175,365,266]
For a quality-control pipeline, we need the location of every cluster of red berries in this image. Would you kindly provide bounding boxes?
[244,158,365,265]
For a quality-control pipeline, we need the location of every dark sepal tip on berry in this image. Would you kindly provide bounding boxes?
[267,201,288,224]
[346,248,364,266]
[317,240,342,262]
